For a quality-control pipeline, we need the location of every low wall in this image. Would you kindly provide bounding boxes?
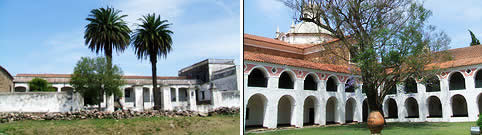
[219,90,240,108]
[0,92,83,112]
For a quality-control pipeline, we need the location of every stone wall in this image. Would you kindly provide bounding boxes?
[0,92,83,112]
[0,72,12,93]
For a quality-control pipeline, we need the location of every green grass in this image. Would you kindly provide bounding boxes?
[0,114,240,135]
[248,122,477,135]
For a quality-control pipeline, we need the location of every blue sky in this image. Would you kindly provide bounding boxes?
[245,0,482,50]
[0,0,240,76]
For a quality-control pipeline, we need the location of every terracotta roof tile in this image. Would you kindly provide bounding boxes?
[427,45,482,69]
[244,51,353,74]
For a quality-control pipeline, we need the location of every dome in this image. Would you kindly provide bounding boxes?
[290,21,331,34]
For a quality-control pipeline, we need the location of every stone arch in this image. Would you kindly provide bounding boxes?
[384,98,398,118]
[326,96,338,124]
[326,76,339,92]
[277,95,296,127]
[303,96,319,126]
[449,72,466,90]
[451,94,468,117]
[248,68,269,87]
[427,96,442,118]
[362,99,369,122]
[278,71,295,89]
[304,73,318,90]
[345,78,355,92]
[245,93,268,127]
[425,75,441,92]
[14,86,26,92]
[345,98,357,123]
[405,97,419,118]
[475,69,482,88]
[404,77,417,93]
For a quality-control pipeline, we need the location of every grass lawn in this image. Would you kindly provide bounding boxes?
[248,122,477,135]
[0,114,239,135]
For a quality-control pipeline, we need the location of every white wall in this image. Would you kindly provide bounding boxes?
[0,92,83,112]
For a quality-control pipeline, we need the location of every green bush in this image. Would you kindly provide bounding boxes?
[28,78,56,92]
[477,115,482,127]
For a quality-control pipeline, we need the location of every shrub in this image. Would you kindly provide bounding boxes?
[477,115,482,127]
[28,78,56,92]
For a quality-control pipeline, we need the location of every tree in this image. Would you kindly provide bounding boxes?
[84,7,131,111]
[283,0,450,115]
[469,29,480,46]
[131,13,173,110]
[28,78,56,92]
[70,57,125,110]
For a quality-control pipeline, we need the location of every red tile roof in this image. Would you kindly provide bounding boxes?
[15,74,189,80]
[427,45,482,69]
[244,33,316,49]
[244,51,353,73]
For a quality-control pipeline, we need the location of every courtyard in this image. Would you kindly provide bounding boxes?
[0,114,239,135]
[247,122,475,135]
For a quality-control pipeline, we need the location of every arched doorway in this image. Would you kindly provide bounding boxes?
[248,68,268,87]
[476,70,482,88]
[304,74,317,90]
[478,94,482,115]
[303,96,318,126]
[278,95,295,127]
[245,94,268,127]
[384,98,398,119]
[451,95,468,117]
[14,86,27,92]
[362,99,369,122]
[61,87,74,93]
[326,97,337,124]
[345,98,356,123]
[449,72,466,90]
[427,96,442,118]
[279,72,294,89]
[405,97,419,118]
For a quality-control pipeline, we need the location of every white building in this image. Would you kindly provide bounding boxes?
[5,59,240,113]
[243,20,482,129]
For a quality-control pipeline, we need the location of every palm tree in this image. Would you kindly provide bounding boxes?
[84,7,131,111]
[131,13,173,110]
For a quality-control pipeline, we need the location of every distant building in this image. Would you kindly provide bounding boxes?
[0,59,239,113]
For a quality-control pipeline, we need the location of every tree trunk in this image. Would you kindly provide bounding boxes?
[151,57,160,110]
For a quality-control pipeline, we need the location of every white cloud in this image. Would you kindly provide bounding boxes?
[112,0,190,28]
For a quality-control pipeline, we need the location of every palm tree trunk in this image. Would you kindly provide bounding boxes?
[104,48,112,111]
[151,58,160,110]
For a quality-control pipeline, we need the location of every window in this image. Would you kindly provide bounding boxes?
[326,77,337,92]
[449,72,466,90]
[201,91,205,100]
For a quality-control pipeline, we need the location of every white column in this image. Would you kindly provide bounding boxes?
[293,99,303,127]
[134,85,144,111]
[175,87,179,103]
[188,86,197,111]
[120,87,126,110]
[105,94,114,112]
[162,85,172,110]
[57,87,61,92]
[264,97,277,128]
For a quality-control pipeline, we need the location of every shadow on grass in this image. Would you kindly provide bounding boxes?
[336,122,452,130]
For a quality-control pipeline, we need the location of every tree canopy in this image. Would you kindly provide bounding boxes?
[469,29,480,46]
[28,78,56,92]
[70,57,125,106]
[283,0,451,111]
